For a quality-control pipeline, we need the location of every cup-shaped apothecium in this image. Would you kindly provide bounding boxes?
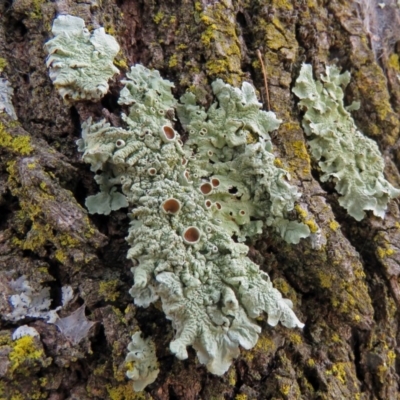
[200,182,213,195]
[211,178,220,187]
[161,198,181,215]
[182,226,201,244]
[159,125,176,143]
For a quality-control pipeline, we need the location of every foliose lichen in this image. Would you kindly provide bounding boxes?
[125,332,159,392]
[4,276,76,340]
[4,276,61,323]
[177,79,310,244]
[77,64,305,377]
[44,15,120,103]
[12,325,40,340]
[293,64,400,221]
[0,77,17,120]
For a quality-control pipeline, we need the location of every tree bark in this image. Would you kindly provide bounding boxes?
[1,0,400,399]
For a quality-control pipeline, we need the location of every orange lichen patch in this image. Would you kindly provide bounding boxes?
[215,202,222,210]
[200,182,213,195]
[148,168,157,176]
[205,200,212,208]
[211,178,220,187]
[239,210,246,216]
[182,158,188,165]
[162,198,181,214]
[183,226,201,244]
[160,125,176,141]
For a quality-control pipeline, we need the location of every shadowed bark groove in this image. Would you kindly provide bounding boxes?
[1,0,400,399]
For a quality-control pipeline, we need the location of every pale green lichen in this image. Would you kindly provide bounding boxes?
[293,64,400,221]
[177,80,310,244]
[78,65,305,377]
[44,15,120,103]
[125,332,159,392]
[0,78,17,120]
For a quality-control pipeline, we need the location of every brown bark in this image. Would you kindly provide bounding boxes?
[1,0,400,399]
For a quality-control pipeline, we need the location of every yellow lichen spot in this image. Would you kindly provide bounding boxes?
[99,280,120,302]
[27,162,36,169]
[153,11,164,24]
[294,204,308,219]
[272,0,294,10]
[201,24,217,46]
[0,123,33,155]
[105,25,116,35]
[273,278,290,296]
[265,24,287,51]
[329,220,340,231]
[30,0,45,18]
[387,350,396,368]
[9,336,44,373]
[242,348,254,362]
[377,246,395,259]
[354,267,366,279]
[274,158,283,168]
[227,368,236,386]
[326,363,347,384]
[388,54,400,72]
[94,363,107,376]
[291,141,310,162]
[318,271,333,289]
[280,384,291,395]
[194,1,202,11]
[55,249,67,263]
[106,383,146,400]
[305,219,319,233]
[235,395,248,400]
[288,332,302,345]
[353,314,361,322]
[114,58,129,70]
[0,57,7,72]
[59,234,79,247]
[331,333,341,343]
[177,44,188,50]
[307,358,315,367]
[168,54,178,68]
[254,335,275,353]
[39,377,48,387]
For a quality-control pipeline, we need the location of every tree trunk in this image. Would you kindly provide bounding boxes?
[1,0,400,399]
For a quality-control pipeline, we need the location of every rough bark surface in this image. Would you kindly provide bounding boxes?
[1,0,400,399]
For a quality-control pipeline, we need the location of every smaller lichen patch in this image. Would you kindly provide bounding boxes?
[45,15,120,103]
[125,332,159,392]
[0,123,32,155]
[99,280,120,302]
[293,64,400,220]
[9,336,45,374]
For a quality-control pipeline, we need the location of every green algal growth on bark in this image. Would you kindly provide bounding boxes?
[77,65,306,378]
[293,64,400,221]
[44,15,120,103]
